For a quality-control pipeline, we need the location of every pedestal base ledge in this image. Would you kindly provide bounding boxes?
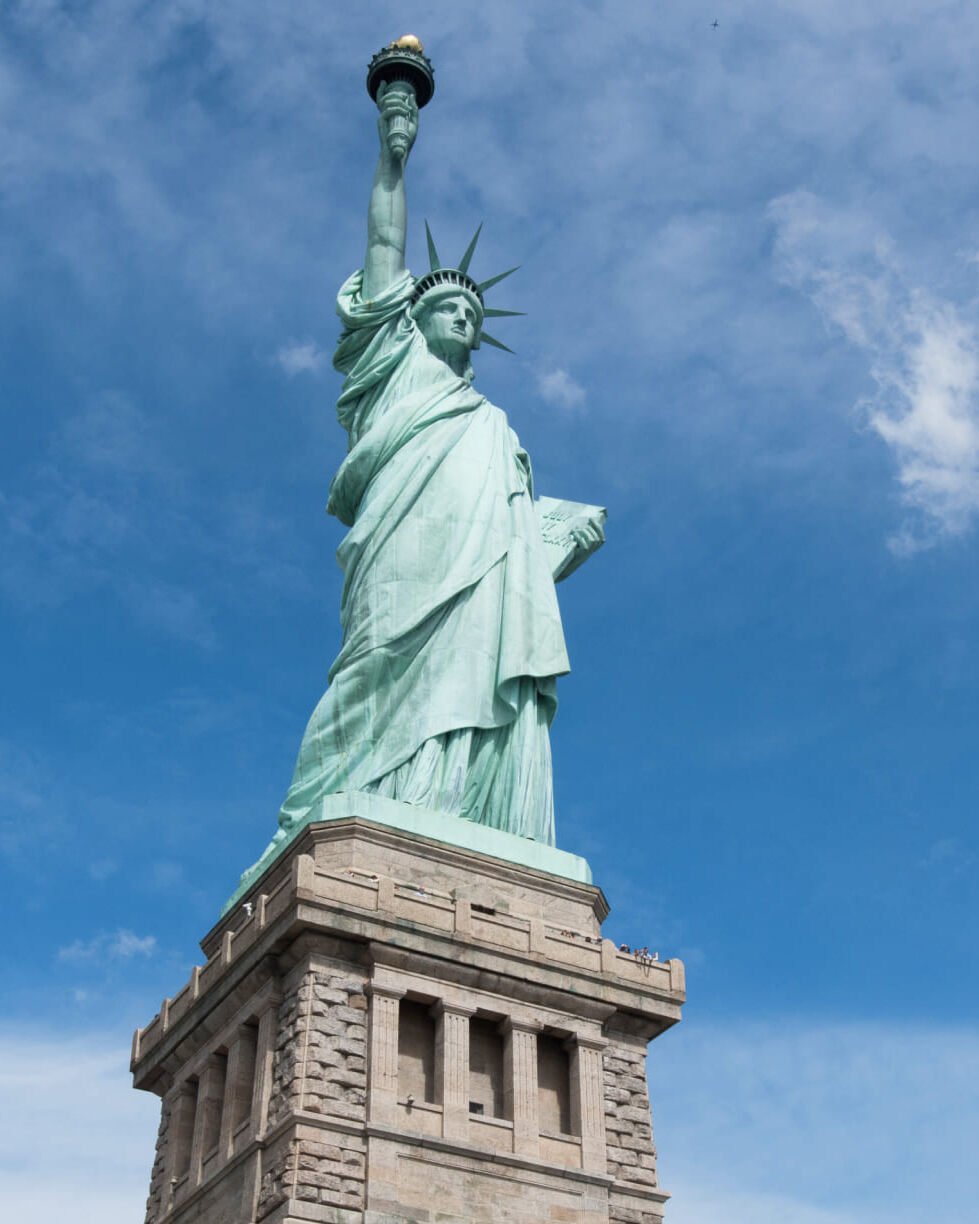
[223,792,593,915]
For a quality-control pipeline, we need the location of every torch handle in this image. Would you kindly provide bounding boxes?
[378,80,416,163]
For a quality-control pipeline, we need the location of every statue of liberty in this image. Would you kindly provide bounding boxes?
[270,39,604,860]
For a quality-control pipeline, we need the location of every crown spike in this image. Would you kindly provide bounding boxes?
[483,308,525,318]
[477,265,520,293]
[458,223,483,275]
[478,331,515,354]
[425,220,441,272]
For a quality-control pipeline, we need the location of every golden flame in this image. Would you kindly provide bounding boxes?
[389,34,424,53]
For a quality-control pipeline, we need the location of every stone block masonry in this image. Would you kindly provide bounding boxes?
[132,814,684,1224]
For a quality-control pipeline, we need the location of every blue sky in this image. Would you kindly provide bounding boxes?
[2,2,977,1220]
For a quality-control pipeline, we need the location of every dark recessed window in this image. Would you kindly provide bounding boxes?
[468,1016,505,1119]
[398,999,436,1104]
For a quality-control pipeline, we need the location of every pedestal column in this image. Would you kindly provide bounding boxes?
[219,1028,248,1158]
[239,997,281,1224]
[251,996,279,1138]
[190,1053,225,1185]
[503,1018,541,1158]
[163,1079,197,1201]
[435,1001,474,1139]
[568,1034,608,1173]
[367,983,405,1125]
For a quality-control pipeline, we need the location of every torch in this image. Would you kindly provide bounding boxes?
[366,35,435,161]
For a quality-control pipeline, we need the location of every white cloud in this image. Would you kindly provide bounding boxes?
[276,338,328,375]
[0,1031,159,1224]
[536,367,587,414]
[770,190,979,552]
[111,931,158,958]
[652,1018,979,1224]
[669,1187,863,1224]
[57,929,157,965]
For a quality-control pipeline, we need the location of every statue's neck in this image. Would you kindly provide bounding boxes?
[422,338,471,381]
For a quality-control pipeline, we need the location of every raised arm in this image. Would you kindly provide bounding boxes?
[363,83,418,301]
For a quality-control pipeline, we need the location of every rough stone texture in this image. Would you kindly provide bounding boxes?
[255,1133,291,1221]
[302,969,369,1121]
[267,964,369,1130]
[294,1133,366,1212]
[132,818,683,1224]
[260,963,369,1218]
[267,987,303,1129]
[603,1035,659,1191]
[143,1096,170,1224]
[609,1210,666,1224]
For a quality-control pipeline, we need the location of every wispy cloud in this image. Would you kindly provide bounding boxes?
[655,1018,979,1224]
[276,338,328,375]
[0,389,311,643]
[770,190,979,552]
[536,367,587,415]
[57,930,157,965]
[0,1031,159,1224]
[0,391,213,638]
[919,837,975,874]
[0,740,52,859]
[148,859,187,891]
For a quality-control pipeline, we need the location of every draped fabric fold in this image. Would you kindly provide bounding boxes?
[276,269,569,844]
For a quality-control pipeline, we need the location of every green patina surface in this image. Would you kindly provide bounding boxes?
[222,793,593,916]
[237,44,604,900]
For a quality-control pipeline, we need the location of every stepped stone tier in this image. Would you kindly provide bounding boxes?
[132,807,684,1224]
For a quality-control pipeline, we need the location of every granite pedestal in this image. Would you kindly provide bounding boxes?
[132,810,684,1224]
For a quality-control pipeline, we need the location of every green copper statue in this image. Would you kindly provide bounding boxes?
[269,38,604,859]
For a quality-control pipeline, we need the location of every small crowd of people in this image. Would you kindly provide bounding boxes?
[619,943,658,963]
[559,928,602,944]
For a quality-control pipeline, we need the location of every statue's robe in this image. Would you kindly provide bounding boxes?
[277,269,569,844]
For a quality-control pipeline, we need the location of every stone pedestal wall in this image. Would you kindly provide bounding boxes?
[132,816,684,1224]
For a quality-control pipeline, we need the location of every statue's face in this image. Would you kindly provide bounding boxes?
[417,293,479,362]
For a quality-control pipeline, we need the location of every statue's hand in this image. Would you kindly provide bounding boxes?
[570,518,605,560]
[555,511,606,582]
[376,81,419,165]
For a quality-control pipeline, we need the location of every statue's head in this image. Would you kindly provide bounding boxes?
[412,285,483,365]
[409,222,521,370]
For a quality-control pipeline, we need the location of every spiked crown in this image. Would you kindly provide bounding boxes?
[411,222,523,353]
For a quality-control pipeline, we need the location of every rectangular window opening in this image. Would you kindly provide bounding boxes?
[231,1022,259,1131]
[468,1015,505,1119]
[171,1078,198,1179]
[537,1034,572,1136]
[398,998,436,1104]
[201,1053,227,1155]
